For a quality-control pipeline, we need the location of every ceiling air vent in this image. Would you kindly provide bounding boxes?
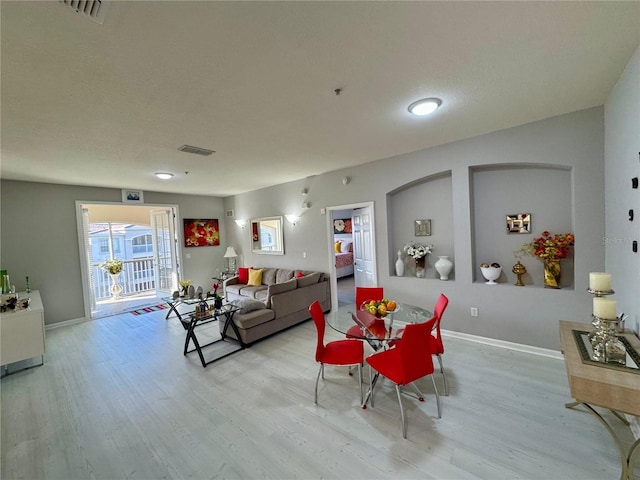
[59,0,109,25]
[178,145,215,156]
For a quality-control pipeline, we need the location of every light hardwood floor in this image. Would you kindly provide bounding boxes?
[2,308,638,479]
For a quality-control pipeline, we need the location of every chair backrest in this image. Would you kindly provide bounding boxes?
[397,319,436,383]
[309,300,326,362]
[431,294,449,354]
[355,287,384,307]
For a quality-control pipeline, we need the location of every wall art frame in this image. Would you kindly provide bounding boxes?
[506,213,531,234]
[415,219,431,236]
[183,218,220,247]
[121,189,144,204]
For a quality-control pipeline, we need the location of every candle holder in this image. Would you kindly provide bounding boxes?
[587,287,625,364]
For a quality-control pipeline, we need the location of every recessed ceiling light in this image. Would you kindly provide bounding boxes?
[155,172,174,180]
[408,97,442,116]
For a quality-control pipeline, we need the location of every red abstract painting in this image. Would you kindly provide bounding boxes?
[183,219,220,247]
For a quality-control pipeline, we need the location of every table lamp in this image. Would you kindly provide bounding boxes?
[224,246,238,273]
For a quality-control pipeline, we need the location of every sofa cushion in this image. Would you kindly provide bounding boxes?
[248,268,263,286]
[225,283,245,296]
[231,297,267,314]
[297,272,321,287]
[238,285,267,299]
[237,267,249,284]
[232,308,275,330]
[261,267,277,286]
[275,268,294,284]
[255,289,268,303]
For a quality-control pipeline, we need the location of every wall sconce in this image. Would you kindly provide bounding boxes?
[235,219,247,228]
[342,176,350,185]
[285,214,299,226]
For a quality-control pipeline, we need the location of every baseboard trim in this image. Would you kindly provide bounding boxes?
[442,329,563,360]
[45,317,89,330]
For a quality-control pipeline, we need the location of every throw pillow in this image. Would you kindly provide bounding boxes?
[297,272,321,287]
[340,241,352,253]
[295,271,305,278]
[334,241,342,253]
[248,268,263,286]
[231,298,266,314]
[237,267,249,284]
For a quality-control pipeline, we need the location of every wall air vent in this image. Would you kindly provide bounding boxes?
[178,145,215,156]
[58,0,109,25]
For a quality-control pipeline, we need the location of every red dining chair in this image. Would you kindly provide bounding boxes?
[309,300,364,405]
[390,293,450,395]
[430,294,449,395]
[346,287,384,339]
[366,319,441,438]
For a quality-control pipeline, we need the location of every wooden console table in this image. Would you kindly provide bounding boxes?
[559,320,640,480]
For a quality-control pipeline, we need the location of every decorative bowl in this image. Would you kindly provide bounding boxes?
[480,266,502,285]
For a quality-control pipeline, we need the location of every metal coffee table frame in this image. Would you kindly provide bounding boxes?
[181,305,244,367]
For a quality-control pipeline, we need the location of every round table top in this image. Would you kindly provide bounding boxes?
[324,302,433,342]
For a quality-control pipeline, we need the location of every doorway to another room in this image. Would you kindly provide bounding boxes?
[328,203,377,308]
[77,203,182,320]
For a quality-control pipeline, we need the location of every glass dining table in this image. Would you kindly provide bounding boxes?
[324,302,434,407]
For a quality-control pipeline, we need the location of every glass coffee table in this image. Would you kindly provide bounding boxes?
[178,303,244,367]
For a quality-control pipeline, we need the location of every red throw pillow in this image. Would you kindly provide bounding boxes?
[238,267,249,284]
[296,271,305,278]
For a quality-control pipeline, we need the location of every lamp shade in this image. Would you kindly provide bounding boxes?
[224,246,238,258]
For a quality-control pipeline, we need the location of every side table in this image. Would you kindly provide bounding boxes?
[181,304,244,367]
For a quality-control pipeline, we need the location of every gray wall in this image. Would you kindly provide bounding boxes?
[0,182,227,325]
[605,45,640,334]
[225,107,606,350]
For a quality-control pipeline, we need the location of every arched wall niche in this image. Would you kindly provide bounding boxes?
[387,170,454,279]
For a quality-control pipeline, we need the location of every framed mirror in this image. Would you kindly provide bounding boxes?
[251,216,284,255]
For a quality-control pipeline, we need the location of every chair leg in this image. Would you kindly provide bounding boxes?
[358,363,363,405]
[395,384,407,438]
[314,364,323,404]
[431,374,442,418]
[436,354,449,395]
[369,365,375,407]
[408,382,425,402]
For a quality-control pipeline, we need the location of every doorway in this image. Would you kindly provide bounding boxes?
[327,202,377,309]
[76,202,181,319]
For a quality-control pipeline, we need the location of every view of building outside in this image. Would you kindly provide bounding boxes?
[89,223,159,300]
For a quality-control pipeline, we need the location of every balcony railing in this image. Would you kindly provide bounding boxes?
[93,258,156,301]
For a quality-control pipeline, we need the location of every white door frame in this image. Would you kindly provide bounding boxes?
[75,201,181,320]
[326,201,377,310]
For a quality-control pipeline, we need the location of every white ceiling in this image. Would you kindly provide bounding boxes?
[2,1,639,197]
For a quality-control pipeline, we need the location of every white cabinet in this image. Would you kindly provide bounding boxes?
[1,290,45,367]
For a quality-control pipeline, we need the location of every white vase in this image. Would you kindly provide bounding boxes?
[395,250,404,277]
[109,273,123,300]
[435,256,453,281]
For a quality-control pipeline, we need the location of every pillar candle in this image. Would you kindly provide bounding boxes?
[589,272,612,292]
[593,297,617,319]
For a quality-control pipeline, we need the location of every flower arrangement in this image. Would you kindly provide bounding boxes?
[100,258,123,275]
[179,279,192,296]
[403,241,434,259]
[209,282,222,300]
[520,231,575,260]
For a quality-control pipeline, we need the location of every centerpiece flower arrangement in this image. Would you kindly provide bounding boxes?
[519,231,574,289]
[99,258,123,275]
[404,241,434,278]
[179,279,192,296]
[208,282,224,309]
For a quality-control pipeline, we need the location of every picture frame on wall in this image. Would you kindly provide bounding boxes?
[415,219,431,236]
[183,218,220,247]
[506,213,531,234]
[122,189,144,204]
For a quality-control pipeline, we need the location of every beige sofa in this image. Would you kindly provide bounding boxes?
[222,268,331,345]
